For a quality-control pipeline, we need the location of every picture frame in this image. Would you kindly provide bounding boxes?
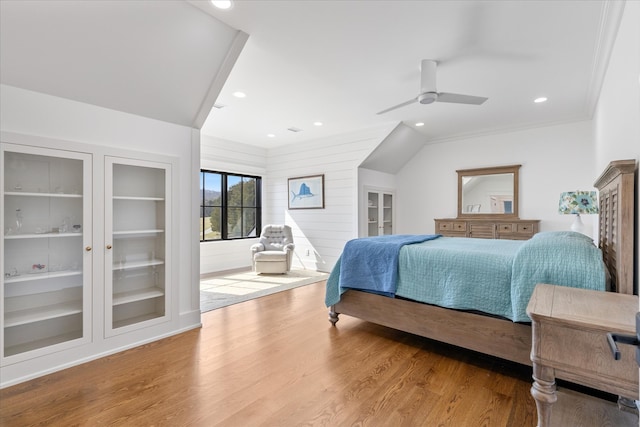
[288,174,324,209]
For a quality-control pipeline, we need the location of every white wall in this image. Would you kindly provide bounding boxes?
[199,135,267,275]
[265,125,395,272]
[592,0,640,291]
[395,120,599,237]
[0,84,201,386]
[593,1,640,171]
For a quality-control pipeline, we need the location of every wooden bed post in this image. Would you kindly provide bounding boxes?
[328,307,339,325]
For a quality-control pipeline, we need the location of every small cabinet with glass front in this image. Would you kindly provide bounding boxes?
[366,189,394,236]
[105,157,171,335]
[1,143,92,360]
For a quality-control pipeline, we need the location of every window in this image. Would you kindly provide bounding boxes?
[200,170,261,241]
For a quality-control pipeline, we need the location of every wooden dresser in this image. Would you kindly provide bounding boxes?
[434,218,540,240]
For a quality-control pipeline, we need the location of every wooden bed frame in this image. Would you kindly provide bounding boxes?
[329,159,636,366]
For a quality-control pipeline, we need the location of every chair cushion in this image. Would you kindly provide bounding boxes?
[254,250,288,262]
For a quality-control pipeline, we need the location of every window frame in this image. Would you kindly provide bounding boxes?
[200,169,262,242]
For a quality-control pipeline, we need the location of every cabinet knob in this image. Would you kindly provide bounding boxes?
[106,244,112,250]
[85,246,92,252]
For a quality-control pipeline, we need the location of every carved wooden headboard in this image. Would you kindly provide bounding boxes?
[593,159,636,295]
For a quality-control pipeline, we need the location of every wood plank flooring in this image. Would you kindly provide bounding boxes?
[0,281,633,426]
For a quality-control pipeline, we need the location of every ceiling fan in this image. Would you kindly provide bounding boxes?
[377,59,488,115]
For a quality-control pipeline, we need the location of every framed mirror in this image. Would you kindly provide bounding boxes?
[457,164,520,218]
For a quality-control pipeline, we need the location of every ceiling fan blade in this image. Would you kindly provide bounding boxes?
[376,98,417,115]
[437,92,488,105]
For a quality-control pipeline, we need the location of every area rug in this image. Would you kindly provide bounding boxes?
[200,269,328,312]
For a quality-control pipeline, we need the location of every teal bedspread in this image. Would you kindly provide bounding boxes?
[325,231,606,322]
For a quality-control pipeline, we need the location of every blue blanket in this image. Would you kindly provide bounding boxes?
[337,234,440,297]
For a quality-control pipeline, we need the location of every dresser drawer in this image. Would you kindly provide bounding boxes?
[497,223,514,233]
[437,221,466,232]
[517,223,535,234]
[435,218,539,240]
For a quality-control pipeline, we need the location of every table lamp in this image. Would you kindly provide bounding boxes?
[558,191,599,234]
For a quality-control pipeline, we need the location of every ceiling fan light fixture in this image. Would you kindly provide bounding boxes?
[418,92,438,105]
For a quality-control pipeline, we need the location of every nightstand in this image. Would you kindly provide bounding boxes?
[527,284,639,427]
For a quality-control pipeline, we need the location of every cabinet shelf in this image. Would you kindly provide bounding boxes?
[113,259,164,271]
[4,270,82,284]
[4,191,82,198]
[4,300,82,327]
[113,287,164,306]
[113,229,164,237]
[113,313,161,330]
[113,196,164,201]
[4,232,82,240]
[4,330,83,358]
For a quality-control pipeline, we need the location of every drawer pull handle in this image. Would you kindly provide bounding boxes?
[85,246,92,252]
[106,244,113,250]
[607,313,640,363]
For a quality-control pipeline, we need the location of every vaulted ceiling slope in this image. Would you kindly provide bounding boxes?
[0,0,247,129]
[197,0,624,149]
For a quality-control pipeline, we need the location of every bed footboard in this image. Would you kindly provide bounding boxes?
[330,289,532,366]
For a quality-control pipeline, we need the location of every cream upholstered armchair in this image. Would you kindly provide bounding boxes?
[250,225,295,274]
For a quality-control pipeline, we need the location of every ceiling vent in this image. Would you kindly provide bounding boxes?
[213,103,226,109]
[287,127,303,133]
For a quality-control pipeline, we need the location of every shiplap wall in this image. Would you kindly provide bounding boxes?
[265,125,395,273]
[199,125,393,275]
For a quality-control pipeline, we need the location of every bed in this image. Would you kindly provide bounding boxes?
[326,159,636,366]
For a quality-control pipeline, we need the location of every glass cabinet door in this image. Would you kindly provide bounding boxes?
[104,157,170,335]
[366,190,393,236]
[1,143,92,360]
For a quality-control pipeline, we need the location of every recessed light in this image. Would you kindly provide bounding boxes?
[232,91,246,98]
[267,134,275,138]
[534,97,548,103]
[415,122,425,127]
[313,122,323,127]
[211,0,233,10]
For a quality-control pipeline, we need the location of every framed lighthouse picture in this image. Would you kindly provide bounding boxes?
[288,174,324,209]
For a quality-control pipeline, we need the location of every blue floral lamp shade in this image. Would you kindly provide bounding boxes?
[558,191,599,234]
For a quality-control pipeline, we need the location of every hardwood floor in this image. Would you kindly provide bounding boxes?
[0,281,631,426]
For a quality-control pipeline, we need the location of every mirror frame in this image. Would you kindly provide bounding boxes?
[457,164,521,219]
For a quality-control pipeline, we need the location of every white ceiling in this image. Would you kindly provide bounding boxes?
[196,0,621,148]
[0,1,622,151]
[0,0,245,128]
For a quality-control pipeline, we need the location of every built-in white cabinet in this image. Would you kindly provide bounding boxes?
[1,138,176,375]
[366,188,394,236]
[1,144,92,361]
[105,158,171,335]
